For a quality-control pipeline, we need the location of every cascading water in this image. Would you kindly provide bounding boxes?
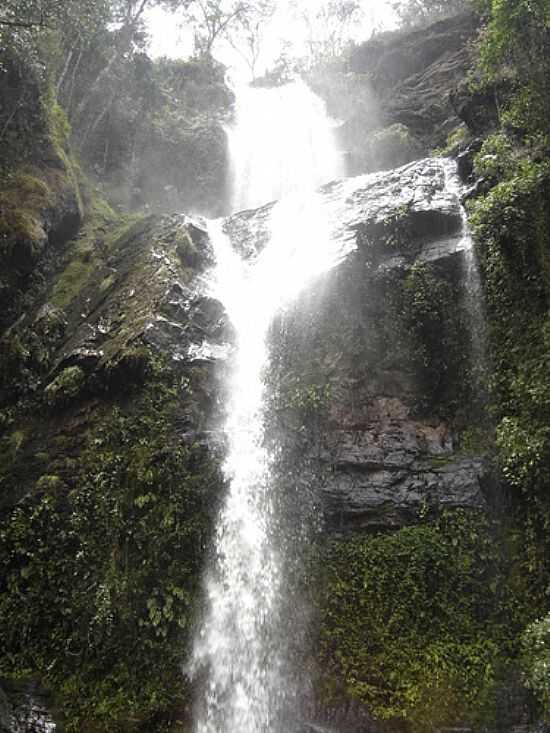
[190,79,483,732]
[443,160,487,367]
[227,79,345,211]
[190,81,345,732]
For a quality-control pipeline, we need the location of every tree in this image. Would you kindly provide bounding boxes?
[390,0,470,27]
[226,0,275,79]
[477,0,550,137]
[300,0,363,66]
[168,0,252,57]
[0,0,68,29]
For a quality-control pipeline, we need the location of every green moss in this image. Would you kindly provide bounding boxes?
[49,189,124,310]
[428,454,454,467]
[316,511,524,730]
[35,474,65,492]
[13,171,52,202]
[47,102,72,163]
[44,366,86,408]
[0,95,81,273]
[49,242,95,308]
[0,168,52,263]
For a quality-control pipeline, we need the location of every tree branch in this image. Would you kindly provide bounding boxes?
[0,17,50,29]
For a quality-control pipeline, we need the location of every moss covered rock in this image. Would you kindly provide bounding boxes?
[0,49,83,332]
[0,198,227,731]
[44,366,86,408]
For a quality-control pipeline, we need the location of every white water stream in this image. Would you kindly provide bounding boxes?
[191,81,344,732]
[228,79,344,211]
[443,160,487,366]
[190,82,482,732]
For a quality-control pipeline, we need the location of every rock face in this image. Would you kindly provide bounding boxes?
[225,157,487,533]
[0,50,83,332]
[226,157,466,265]
[0,206,228,729]
[318,403,486,531]
[309,13,478,175]
[0,211,228,506]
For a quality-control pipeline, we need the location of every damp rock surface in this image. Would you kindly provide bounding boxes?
[247,159,488,532]
[226,157,466,268]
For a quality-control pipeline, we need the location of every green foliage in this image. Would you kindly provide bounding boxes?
[468,158,550,600]
[280,379,332,419]
[521,612,550,716]
[318,511,520,729]
[473,132,517,180]
[476,0,550,139]
[390,0,471,28]
[401,263,471,416]
[44,366,86,408]
[0,366,222,731]
[436,125,471,157]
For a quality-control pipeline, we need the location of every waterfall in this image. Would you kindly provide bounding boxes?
[190,80,484,732]
[227,79,345,212]
[190,81,344,732]
[443,160,487,369]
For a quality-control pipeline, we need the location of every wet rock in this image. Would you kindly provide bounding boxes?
[48,214,226,380]
[58,347,103,373]
[462,176,492,203]
[314,395,487,532]
[456,138,483,182]
[450,79,501,136]
[321,455,486,532]
[0,681,57,733]
[227,157,465,268]
[255,159,487,532]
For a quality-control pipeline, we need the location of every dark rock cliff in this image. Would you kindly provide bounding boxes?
[0,50,83,332]
[309,13,478,175]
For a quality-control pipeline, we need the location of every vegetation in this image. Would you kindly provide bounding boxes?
[390,0,470,27]
[522,612,550,716]
[317,511,528,730]
[0,0,234,216]
[476,0,550,140]
[0,360,222,731]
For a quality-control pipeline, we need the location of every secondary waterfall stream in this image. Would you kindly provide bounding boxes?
[190,81,345,732]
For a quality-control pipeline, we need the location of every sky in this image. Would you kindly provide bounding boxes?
[145,0,398,78]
